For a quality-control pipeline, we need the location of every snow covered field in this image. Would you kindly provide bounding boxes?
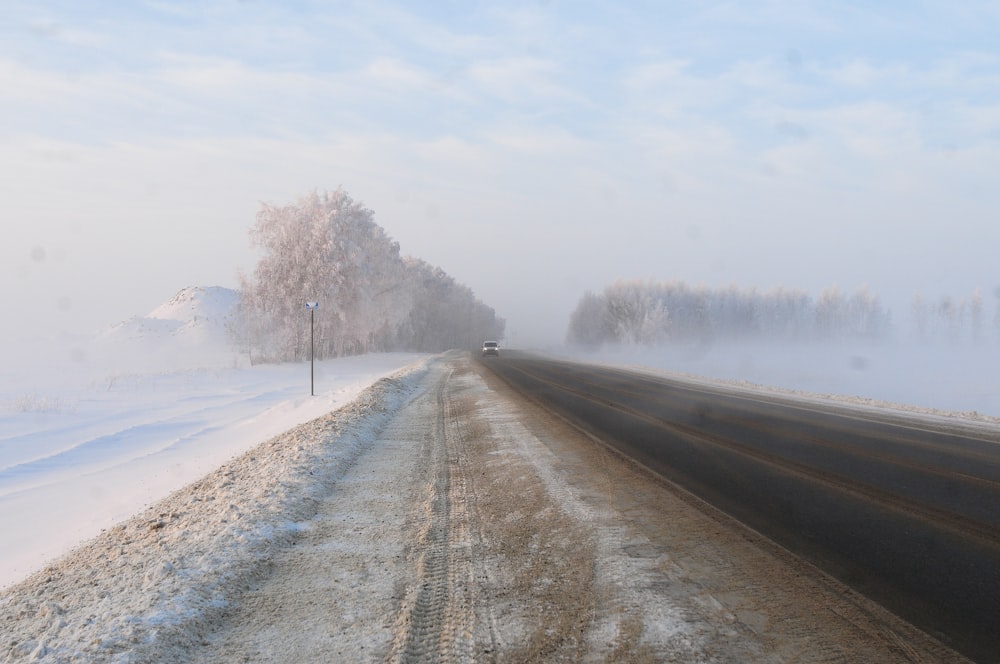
[0,287,427,590]
[0,350,426,591]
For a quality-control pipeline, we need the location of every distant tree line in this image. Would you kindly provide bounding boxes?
[910,288,1000,344]
[234,188,504,363]
[566,279,890,347]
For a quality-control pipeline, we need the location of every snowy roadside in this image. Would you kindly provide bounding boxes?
[1,353,972,663]
[0,353,427,590]
[0,358,431,663]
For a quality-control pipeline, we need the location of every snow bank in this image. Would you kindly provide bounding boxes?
[0,359,430,663]
[0,352,427,591]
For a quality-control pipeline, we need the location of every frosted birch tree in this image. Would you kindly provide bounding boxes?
[566,279,891,347]
[236,188,505,362]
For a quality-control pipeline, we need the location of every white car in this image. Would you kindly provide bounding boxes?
[482,341,500,357]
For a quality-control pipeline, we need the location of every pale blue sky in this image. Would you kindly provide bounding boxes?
[4,1,1000,348]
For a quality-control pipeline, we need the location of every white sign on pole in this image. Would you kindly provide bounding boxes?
[305,301,319,309]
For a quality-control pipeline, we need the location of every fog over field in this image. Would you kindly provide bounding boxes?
[562,277,1000,416]
[568,338,1000,419]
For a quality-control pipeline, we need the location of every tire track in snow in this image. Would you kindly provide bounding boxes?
[387,366,476,663]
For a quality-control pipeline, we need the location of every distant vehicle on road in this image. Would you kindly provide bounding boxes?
[482,341,500,357]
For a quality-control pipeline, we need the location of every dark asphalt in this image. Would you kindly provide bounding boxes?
[479,352,1000,664]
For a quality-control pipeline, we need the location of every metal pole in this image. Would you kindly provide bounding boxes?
[310,308,315,396]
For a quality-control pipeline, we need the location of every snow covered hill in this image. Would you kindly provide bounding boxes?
[101,285,239,350]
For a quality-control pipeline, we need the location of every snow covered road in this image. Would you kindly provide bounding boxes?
[1,353,971,662]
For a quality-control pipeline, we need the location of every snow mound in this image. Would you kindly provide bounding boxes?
[0,360,431,662]
[147,286,239,324]
[104,286,238,345]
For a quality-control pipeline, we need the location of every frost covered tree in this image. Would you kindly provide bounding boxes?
[911,293,928,341]
[815,287,887,339]
[600,280,670,345]
[401,258,505,352]
[566,291,614,347]
[236,188,504,362]
[236,189,392,360]
[910,289,995,345]
[566,279,890,347]
[970,289,983,342]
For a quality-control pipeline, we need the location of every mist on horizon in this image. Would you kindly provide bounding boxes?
[3,1,999,386]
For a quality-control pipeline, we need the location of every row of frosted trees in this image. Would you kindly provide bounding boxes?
[566,279,890,347]
[910,290,1000,344]
[235,188,504,363]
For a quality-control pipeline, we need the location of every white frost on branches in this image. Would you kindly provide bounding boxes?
[235,188,504,362]
[566,279,891,348]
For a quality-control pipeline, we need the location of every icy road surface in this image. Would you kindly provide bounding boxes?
[0,354,968,662]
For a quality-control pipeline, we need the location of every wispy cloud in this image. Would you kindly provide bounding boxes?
[465,56,574,106]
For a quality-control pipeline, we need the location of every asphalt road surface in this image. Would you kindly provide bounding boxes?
[480,352,1000,663]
